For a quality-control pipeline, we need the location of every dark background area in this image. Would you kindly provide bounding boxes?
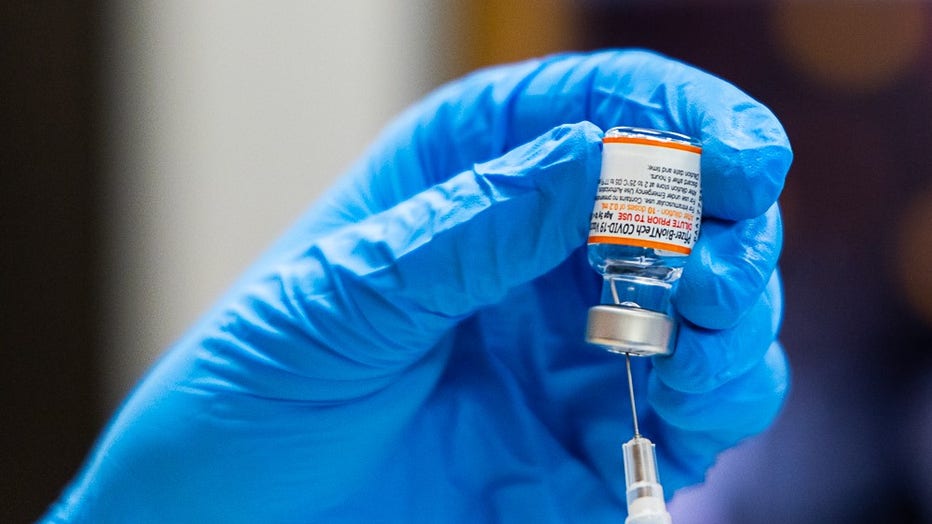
[2,3,103,522]
[3,2,931,523]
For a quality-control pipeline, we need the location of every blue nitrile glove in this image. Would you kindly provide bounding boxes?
[44,50,792,523]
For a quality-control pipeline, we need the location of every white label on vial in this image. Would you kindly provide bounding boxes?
[589,137,701,255]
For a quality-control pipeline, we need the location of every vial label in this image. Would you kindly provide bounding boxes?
[589,136,702,255]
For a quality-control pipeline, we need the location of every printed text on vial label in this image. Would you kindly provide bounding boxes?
[589,145,701,253]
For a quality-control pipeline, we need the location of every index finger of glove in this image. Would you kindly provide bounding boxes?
[240,123,603,401]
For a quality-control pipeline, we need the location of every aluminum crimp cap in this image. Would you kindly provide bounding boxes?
[585,305,675,357]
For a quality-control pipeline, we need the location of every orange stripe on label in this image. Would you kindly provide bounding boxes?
[587,235,692,255]
[603,136,702,154]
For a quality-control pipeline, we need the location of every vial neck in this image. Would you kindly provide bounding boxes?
[602,274,675,316]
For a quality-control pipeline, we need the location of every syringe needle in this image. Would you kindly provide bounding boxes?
[625,352,640,437]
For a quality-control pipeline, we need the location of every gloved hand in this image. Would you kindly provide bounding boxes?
[44,50,791,523]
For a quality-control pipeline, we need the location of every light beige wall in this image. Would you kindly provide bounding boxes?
[101,1,445,409]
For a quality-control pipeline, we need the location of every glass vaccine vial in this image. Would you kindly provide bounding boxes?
[586,127,702,356]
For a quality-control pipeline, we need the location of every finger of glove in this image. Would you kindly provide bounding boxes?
[675,202,783,329]
[509,50,792,220]
[650,341,791,491]
[655,270,782,394]
[648,340,790,436]
[359,50,791,222]
[263,123,602,398]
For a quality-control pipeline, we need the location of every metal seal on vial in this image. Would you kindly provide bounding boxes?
[585,305,674,357]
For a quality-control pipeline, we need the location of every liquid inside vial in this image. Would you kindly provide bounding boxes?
[588,244,685,315]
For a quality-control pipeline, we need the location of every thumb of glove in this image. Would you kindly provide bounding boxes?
[240,121,604,402]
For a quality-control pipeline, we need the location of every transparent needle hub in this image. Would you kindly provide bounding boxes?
[622,436,672,524]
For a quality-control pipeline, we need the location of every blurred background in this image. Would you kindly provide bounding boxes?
[3,1,930,522]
